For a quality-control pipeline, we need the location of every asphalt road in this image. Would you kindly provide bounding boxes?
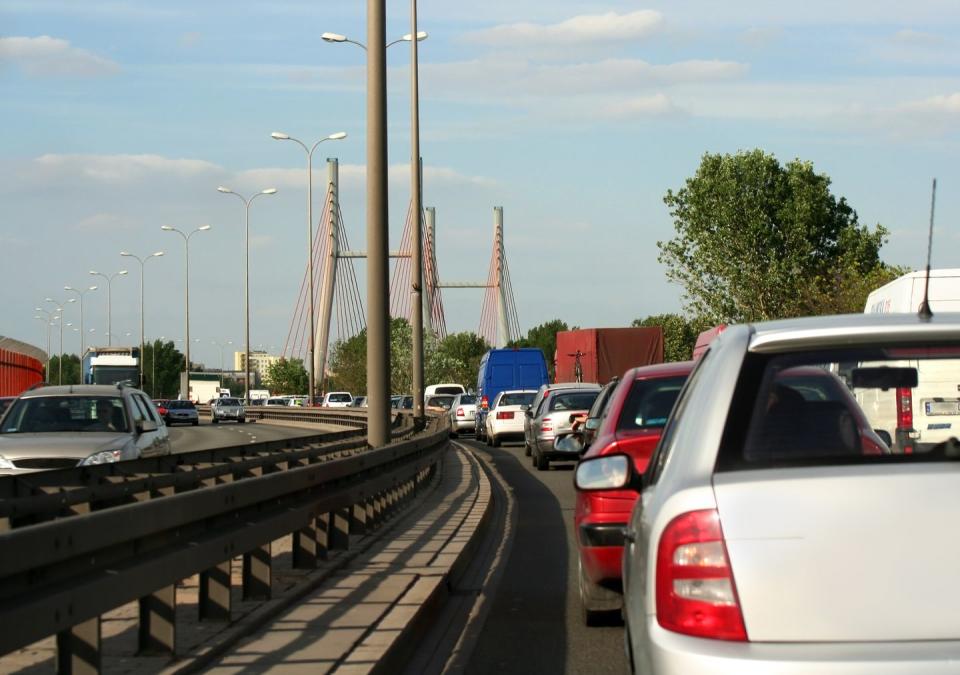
[462,437,629,675]
[164,418,328,454]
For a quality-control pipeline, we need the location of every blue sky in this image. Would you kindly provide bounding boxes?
[2,0,959,368]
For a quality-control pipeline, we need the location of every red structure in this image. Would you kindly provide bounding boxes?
[0,336,46,396]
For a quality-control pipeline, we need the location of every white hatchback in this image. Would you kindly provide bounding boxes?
[321,391,353,407]
[485,389,537,447]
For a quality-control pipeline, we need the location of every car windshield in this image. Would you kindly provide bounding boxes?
[0,396,129,433]
[618,376,688,430]
[499,392,535,407]
[548,391,599,412]
[719,347,960,470]
[328,393,352,402]
[168,400,195,410]
[219,398,241,406]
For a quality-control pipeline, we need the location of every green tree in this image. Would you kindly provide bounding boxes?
[430,331,491,389]
[47,354,81,385]
[265,357,309,395]
[142,340,186,399]
[631,314,712,362]
[508,319,570,379]
[658,149,893,323]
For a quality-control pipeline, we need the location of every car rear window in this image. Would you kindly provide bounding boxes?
[548,391,598,412]
[458,394,477,405]
[168,400,196,410]
[433,386,464,395]
[499,392,534,407]
[327,393,352,403]
[718,346,960,471]
[617,376,688,431]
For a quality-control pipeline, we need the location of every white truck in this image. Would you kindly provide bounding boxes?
[189,379,230,404]
[857,269,960,452]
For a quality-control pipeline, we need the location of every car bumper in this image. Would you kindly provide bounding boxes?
[639,622,960,675]
[489,419,525,436]
[214,412,244,419]
[167,415,198,423]
[452,418,474,431]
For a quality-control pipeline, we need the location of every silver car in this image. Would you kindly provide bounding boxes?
[576,313,960,674]
[447,393,477,437]
[525,384,600,470]
[0,384,172,473]
[211,397,245,424]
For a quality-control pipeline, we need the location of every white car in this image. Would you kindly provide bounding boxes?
[485,389,537,447]
[448,393,477,437]
[321,391,353,407]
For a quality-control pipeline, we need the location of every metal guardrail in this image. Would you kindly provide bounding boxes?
[196,404,370,427]
[0,413,448,671]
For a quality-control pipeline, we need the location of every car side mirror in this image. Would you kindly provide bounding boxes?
[137,419,158,434]
[574,454,643,493]
[585,417,601,431]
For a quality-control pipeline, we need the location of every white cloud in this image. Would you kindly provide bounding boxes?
[237,164,497,192]
[31,153,221,184]
[738,26,784,48]
[892,29,945,46]
[465,10,663,47]
[898,92,960,113]
[0,36,120,77]
[600,93,679,119]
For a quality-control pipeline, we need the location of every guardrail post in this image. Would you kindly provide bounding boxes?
[199,561,232,621]
[243,543,272,600]
[331,508,350,550]
[293,514,323,568]
[350,500,367,534]
[138,585,175,654]
[56,617,100,675]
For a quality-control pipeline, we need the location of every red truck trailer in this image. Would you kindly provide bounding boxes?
[554,327,663,384]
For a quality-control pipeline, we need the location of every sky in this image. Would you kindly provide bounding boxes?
[2,0,959,369]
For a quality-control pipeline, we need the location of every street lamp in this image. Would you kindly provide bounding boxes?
[270,130,346,401]
[34,312,58,381]
[212,340,234,388]
[121,250,165,388]
[64,284,97,358]
[320,30,427,50]
[88,270,128,346]
[217,186,277,405]
[45,297,75,384]
[161,225,211,397]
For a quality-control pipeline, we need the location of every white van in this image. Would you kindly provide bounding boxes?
[857,270,960,452]
[424,383,466,397]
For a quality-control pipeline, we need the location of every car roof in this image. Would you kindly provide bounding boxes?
[738,312,960,353]
[18,384,137,398]
[623,360,697,380]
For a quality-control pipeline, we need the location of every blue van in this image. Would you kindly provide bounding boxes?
[474,348,549,439]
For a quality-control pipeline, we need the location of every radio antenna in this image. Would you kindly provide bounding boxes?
[918,178,937,321]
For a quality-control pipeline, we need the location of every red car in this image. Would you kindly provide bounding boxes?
[574,361,695,625]
[153,399,169,417]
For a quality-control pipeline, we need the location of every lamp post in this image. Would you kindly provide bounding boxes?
[161,225,211,398]
[64,284,97,358]
[323,22,429,423]
[34,312,57,381]
[212,340,233,388]
[88,269,128,346]
[270,130,346,402]
[217,187,277,405]
[45,297,75,384]
[121,250,165,389]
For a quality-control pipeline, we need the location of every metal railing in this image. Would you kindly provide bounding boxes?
[0,413,448,671]
[196,404,369,427]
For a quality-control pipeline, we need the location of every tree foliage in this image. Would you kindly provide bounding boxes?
[143,340,186,399]
[266,357,309,395]
[658,150,894,323]
[631,313,712,362]
[47,354,81,385]
[430,331,490,388]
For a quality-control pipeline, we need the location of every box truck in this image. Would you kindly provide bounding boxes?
[554,327,663,384]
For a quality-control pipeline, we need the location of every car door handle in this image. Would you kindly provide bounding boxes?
[623,528,637,543]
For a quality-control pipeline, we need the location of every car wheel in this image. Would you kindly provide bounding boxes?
[535,449,549,471]
[579,558,622,627]
[524,441,532,457]
[239,418,245,424]
[491,433,501,447]
[192,420,199,426]
[212,417,219,424]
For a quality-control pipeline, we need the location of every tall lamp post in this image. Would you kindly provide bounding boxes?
[323,25,429,424]
[64,284,97,358]
[88,269,128,346]
[217,187,276,405]
[212,339,233,388]
[34,312,58,381]
[161,225,211,398]
[270,130,346,402]
[45,297,75,384]
[121,250,165,389]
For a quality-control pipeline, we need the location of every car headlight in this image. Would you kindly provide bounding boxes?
[0,455,14,470]
[80,449,122,466]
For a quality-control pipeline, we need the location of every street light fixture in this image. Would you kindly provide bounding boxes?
[64,284,97,358]
[217,187,277,405]
[45,297,75,384]
[270,129,347,401]
[88,269,128,346]
[320,30,427,50]
[161,225,211,398]
[121,250,165,388]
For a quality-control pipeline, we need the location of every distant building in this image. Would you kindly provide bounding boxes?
[234,350,280,385]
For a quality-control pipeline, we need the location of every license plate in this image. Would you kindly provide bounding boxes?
[924,399,960,416]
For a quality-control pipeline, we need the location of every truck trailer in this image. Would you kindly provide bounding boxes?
[554,327,663,384]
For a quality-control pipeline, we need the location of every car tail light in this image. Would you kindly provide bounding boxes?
[896,387,914,454]
[480,396,489,410]
[656,509,747,641]
[456,407,465,417]
[541,419,553,432]
[496,411,514,420]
